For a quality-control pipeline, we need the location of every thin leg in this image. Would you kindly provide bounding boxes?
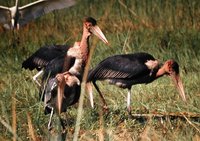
[127,89,132,115]
[86,82,94,108]
[89,90,94,108]
[93,82,108,110]
[48,107,54,130]
[33,70,43,86]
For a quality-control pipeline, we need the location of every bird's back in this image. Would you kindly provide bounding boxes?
[22,44,69,71]
[87,52,157,88]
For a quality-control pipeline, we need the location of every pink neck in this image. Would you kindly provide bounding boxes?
[80,25,90,62]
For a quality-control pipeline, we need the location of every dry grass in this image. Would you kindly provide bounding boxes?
[0,0,200,140]
[27,112,38,141]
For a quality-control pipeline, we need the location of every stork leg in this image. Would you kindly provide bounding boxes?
[47,109,66,132]
[89,92,94,108]
[93,81,108,111]
[127,88,132,115]
[86,82,94,108]
[33,70,43,86]
[48,107,54,131]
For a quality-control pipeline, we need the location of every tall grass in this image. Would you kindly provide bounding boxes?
[0,0,200,140]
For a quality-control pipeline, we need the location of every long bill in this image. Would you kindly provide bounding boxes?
[57,79,65,114]
[90,25,108,44]
[170,73,186,102]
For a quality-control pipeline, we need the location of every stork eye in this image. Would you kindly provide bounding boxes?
[85,22,92,29]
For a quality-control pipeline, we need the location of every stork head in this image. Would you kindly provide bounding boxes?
[83,17,108,44]
[164,60,186,102]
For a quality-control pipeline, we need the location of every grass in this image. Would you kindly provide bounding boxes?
[0,0,200,140]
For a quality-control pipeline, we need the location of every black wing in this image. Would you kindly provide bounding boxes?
[22,44,69,71]
[87,52,156,81]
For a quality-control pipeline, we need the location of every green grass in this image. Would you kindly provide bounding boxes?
[0,0,200,140]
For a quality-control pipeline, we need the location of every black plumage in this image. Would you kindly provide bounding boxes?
[87,52,186,113]
[22,44,70,71]
[88,52,158,88]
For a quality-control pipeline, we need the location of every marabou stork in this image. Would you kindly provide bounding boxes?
[22,17,108,130]
[0,0,75,29]
[86,52,186,114]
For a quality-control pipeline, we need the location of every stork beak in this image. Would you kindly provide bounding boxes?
[57,84,64,114]
[90,25,109,44]
[170,73,186,102]
[56,75,65,114]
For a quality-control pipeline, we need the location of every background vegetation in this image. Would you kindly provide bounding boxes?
[0,0,200,140]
